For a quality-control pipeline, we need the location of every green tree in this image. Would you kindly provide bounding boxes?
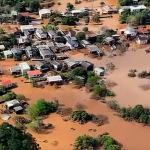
[106,145,121,150]
[96,35,104,43]
[0,122,40,150]
[74,135,96,149]
[139,114,149,123]
[82,27,88,32]
[26,104,40,119]
[2,92,17,101]
[15,2,26,12]
[92,14,100,23]
[0,85,7,95]
[71,67,87,79]
[131,105,145,119]
[29,1,40,12]
[62,16,76,25]
[36,99,56,115]
[0,28,4,34]
[105,29,117,36]
[87,71,95,78]
[76,32,85,40]
[93,85,107,97]
[16,94,25,100]
[87,76,100,87]
[67,2,74,10]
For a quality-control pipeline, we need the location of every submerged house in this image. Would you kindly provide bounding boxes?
[0,80,13,88]
[35,61,51,71]
[86,31,97,41]
[47,75,63,84]
[86,45,103,56]
[3,50,13,58]
[64,59,80,69]
[94,67,105,76]
[80,61,94,71]
[11,47,22,57]
[136,35,148,45]
[19,62,30,74]
[35,28,47,39]
[9,66,21,75]
[103,5,117,14]
[39,9,51,19]
[28,70,42,78]
[48,30,57,40]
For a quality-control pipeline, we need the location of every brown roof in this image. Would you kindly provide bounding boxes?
[20,12,29,17]
[69,30,76,37]
[86,31,97,38]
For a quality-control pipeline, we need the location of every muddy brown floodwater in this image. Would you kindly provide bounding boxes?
[2,46,150,150]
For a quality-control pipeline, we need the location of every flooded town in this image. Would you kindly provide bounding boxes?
[0,0,150,149]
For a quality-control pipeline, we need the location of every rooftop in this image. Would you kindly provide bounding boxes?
[5,99,20,108]
[3,50,12,55]
[19,62,30,70]
[86,31,97,38]
[20,12,29,17]
[47,75,62,82]
[0,80,11,86]
[28,70,42,76]
[138,34,148,40]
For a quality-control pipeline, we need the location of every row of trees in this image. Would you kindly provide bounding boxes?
[107,100,150,125]
[73,133,121,150]
[119,10,150,25]
[119,0,150,6]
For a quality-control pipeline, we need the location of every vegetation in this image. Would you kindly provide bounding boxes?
[105,29,117,36]
[70,67,87,79]
[2,92,17,101]
[73,135,96,150]
[71,110,91,123]
[92,14,100,23]
[73,133,121,150]
[62,16,76,25]
[96,35,104,43]
[0,122,39,150]
[76,32,86,40]
[16,94,25,100]
[0,85,7,95]
[138,71,150,78]
[85,16,90,23]
[119,0,133,6]
[82,27,88,32]
[0,28,4,34]
[87,76,100,87]
[67,2,74,10]
[27,99,59,119]
[29,1,40,12]
[128,69,136,77]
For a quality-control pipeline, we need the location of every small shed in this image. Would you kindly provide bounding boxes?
[3,50,13,58]
[94,67,105,76]
[47,75,63,84]
[13,106,23,114]
[51,60,63,71]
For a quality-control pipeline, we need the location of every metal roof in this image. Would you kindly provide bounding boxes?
[47,75,62,82]
[19,62,30,70]
[5,99,20,108]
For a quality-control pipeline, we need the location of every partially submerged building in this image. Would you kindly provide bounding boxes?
[86,45,103,56]
[80,61,94,71]
[136,35,148,45]
[64,59,80,69]
[35,61,51,71]
[94,67,105,76]
[0,80,13,88]
[35,28,47,39]
[3,50,13,58]
[47,75,63,84]
[9,66,21,74]
[39,9,51,19]
[19,62,30,74]
[51,60,63,71]
[28,70,42,78]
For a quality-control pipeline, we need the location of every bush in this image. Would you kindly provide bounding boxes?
[71,67,87,79]
[128,72,136,77]
[138,71,150,78]
[2,92,17,101]
[92,14,100,23]
[62,16,76,25]
[71,110,91,122]
[82,27,88,32]
[16,94,25,100]
[67,2,74,10]
[87,76,100,87]
[0,28,4,34]
[74,135,96,149]
[0,85,7,95]
[85,16,90,23]
[96,35,104,43]
[76,32,86,40]
[107,100,120,111]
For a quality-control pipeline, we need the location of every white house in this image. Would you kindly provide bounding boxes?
[124,25,137,37]
[19,62,30,74]
[39,9,51,19]
[136,35,148,45]
[71,10,82,16]
[20,25,34,32]
[47,75,63,84]
[94,67,105,76]
[35,28,47,39]
[3,50,12,58]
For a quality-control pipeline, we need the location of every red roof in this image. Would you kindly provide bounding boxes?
[136,28,150,34]
[20,12,29,17]
[0,80,11,86]
[28,70,42,76]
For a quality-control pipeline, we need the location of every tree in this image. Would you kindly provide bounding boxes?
[107,100,120,111]
[29,1,40,12]
[76,32,85,40]
[16,94,25,100]
[0,122,40,150]
[93,85,107,97]
[15,2,26,12]
[67,3,74,10]
[0,28,4,34]
[105,29,117,36]
[74,135,96,149]
[96,35,104,43]
[0,85,7,95]
[9,34,17,45]
[87,76,100,87]
[119,0,133,6]
[71,110,91,122]
[131,105,145,119]
[82,27,88,32]
[106,144,121,150]
[36,99,57,115]
[92,14,100,23]
[26,104,40,119]
[62,16,76,25]
[71,67,87,79]
[85,16,90,23]
[139,114,149,123]
[2,92,17,101]
[87,71,95,78]
[119,10,130,24]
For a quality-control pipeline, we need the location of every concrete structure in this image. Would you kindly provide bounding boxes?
[39,9,51,19]
[94,67,105,76]
[3,50,13,58]
[19,62,30,74]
